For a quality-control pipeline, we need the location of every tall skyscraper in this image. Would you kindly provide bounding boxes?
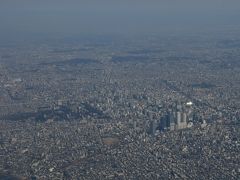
[150,120,157,135]
[177,111,182,129]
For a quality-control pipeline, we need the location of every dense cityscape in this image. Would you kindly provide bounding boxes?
[0,33,239,179]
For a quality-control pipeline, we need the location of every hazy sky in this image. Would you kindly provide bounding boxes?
[0,0,240,41]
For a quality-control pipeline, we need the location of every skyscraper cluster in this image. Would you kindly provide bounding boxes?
[150,101,193,135]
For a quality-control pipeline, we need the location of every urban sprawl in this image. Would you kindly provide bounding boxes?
[0,35,240,179]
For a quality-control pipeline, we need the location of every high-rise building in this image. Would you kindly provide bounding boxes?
[176,111,182,129]
[160,116,167,131]
[169,111,175,131]
[150,120,157,135]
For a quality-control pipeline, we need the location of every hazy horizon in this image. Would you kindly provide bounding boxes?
[1,0,240,42]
